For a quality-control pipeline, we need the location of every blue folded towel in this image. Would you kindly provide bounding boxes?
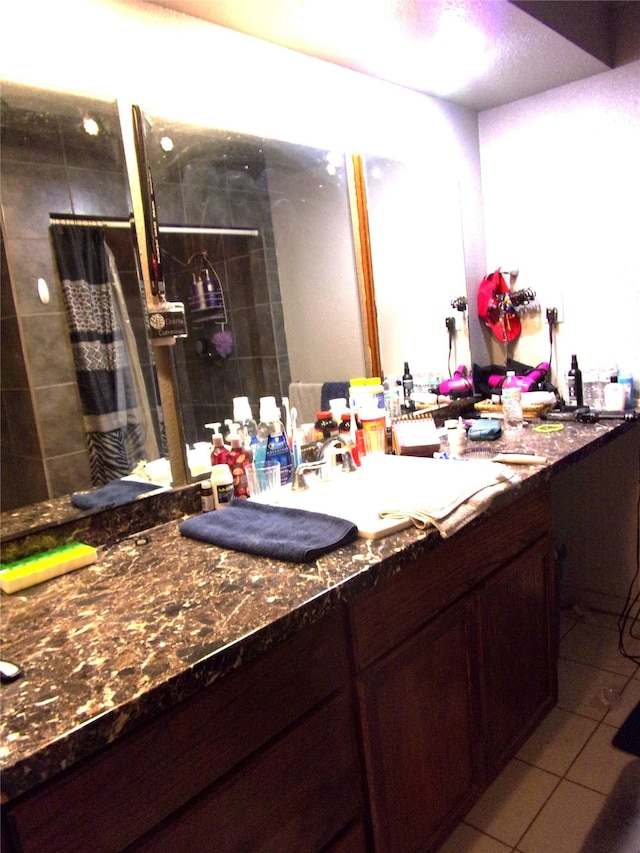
[179,498,358,563]
[71,480,162,510]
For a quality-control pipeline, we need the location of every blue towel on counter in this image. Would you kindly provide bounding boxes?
[71,480,162,510]
[321,381,350,412]
[179,498,358,563]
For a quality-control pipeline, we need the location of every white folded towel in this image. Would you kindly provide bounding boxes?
[379,460,518,538]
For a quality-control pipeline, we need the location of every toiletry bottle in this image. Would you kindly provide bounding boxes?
[265,406,293,486]
[202,269,220,309]
[567,354,584,407]
[210,464,234,509]
[256,397,293,485]
[209,424,229,467]
[338,413,361,466]
[314,411,338,441]
[402,362,414,412]
[383,376,401,424]
[448,417,468,457]
[617,371,633,410]
[502,371,524,430]
[604,374,626,411]
[190,273,205,311]
[227,430,252,498]
[200,479,214,512]
[233,396,258,450]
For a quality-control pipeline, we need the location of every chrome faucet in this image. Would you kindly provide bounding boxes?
[291,436,357,491]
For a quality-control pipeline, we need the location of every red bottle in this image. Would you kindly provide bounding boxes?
[210,431,229,467]
[227,433,253,498]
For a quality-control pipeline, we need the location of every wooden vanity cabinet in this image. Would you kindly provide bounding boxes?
[3,608,365,853]
[350,486,556,853]
[480,535,556,778]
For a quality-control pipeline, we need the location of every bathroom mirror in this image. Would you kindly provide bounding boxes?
[0,81,165,519]
[139,109,367,465]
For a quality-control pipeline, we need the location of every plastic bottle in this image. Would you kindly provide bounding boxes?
[383,376,401,424]
[257,396,293,486]
[210,464,234,509]
[567,354,584,407]
[314,411,338,441]
[448,417,468,457]
[209,424,229,467]
[604,374,626,411]
[617,371,634,410]
[233,396,258,450]
[227,431,253,498]
[200,479,214,512]
[502,371,524,431]
[402,362,414,412]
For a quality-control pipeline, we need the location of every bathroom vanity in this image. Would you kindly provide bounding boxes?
[0,420,636,853]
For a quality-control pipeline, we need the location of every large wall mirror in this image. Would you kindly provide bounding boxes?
[1,81,470,532]
[138,109,368,470]
[0,81,165,520]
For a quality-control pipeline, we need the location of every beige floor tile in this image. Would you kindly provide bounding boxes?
[557,656,630,720]
[516,707,597,775]
[604,674,640,728]
[464,759,559,848]
[518,779,606,853]
[438,823,513,853]
[560,620,637,676]
[566,722,637,795]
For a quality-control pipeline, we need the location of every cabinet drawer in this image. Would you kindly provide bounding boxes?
[7,608,350,853]
[130,692,361,853]
[350,486,551,669]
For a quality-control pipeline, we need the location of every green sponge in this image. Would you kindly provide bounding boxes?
[0,542,97,594]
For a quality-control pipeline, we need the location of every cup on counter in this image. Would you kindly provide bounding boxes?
[246,463,281,498]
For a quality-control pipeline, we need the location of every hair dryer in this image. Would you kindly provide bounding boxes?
[438,366,474,398]
[486,362,550,393]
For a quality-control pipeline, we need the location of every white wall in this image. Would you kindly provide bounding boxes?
[479,61,640,399]
[479,63,640,611]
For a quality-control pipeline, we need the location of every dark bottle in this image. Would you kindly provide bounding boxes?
[567,354,584,407]
[402,361,414,412]
[314,411,338,441]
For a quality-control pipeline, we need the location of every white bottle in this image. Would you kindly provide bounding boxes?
[502,371,524,431]
[448,417,468,457]
[210,463,234,509]
[603,375,626,411]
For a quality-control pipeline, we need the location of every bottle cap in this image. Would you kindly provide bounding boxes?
[259,396,278,422]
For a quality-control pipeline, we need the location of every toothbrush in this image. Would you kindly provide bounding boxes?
[290,406,302,467]
[282,396,292,447]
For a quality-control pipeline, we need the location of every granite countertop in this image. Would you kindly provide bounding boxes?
[0,418,636,803]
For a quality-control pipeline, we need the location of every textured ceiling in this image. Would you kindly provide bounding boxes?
[148,0,618,110]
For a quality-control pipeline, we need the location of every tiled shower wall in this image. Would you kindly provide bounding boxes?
[0,86,149,510]
[147,118,291,445]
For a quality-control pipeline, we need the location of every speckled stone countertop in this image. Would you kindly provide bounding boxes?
[0,419,636,804]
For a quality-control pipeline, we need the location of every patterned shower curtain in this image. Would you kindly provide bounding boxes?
[51,224,159,486]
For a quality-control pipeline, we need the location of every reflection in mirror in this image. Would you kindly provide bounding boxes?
[0,82,164,517]
[363,155,469,386]
[141,112,367,472]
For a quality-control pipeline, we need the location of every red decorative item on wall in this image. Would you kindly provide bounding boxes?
[477,268,522,343]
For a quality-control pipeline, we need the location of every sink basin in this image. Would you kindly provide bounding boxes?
[250,454,509,539]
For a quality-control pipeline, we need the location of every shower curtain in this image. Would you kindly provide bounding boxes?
[51,224,159,486]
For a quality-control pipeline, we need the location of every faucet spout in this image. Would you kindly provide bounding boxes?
[291,436,357,491]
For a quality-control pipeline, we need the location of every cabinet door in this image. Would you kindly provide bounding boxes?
[357,598,482,853]
[481,536,556,777]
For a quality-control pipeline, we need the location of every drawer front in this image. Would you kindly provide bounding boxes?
[130,692,361,853]
[8,608,351,853]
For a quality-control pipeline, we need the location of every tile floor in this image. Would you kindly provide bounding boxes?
[438,606,640,853]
